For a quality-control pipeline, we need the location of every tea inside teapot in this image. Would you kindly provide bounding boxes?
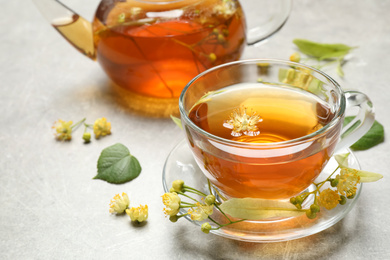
[91,0,246,99]
[34,0,291,116]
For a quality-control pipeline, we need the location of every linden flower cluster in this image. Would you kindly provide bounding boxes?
[161,180,244,234]
[52,117,111,142]
[290,156,363,219]
[109,192,148,223]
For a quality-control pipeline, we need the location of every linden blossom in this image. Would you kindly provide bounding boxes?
[223,106,263,137]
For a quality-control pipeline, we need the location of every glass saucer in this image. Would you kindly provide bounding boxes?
[162,139,362,243]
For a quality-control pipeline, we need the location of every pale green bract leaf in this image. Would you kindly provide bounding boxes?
[334,153,350,168]
[320,50,349,61]
[334,153,383,182]
[170,115,183,129]
[293,39,354,60]
[354,170,383,182]
[219,198,304,220]
[190,90,225,112]
[94,143,141,184]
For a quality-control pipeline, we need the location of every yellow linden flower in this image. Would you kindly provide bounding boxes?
[336,168,360,197]
[109,192,130,214]
[93,117,111,139]
[223,106,262,137]
[188,202,214,221]
[162,192,181,216]
[126,205,148,222]
[318,188,340,210]
[53,119,73,141]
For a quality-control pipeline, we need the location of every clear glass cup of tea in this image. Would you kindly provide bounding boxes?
[179,59,374,200]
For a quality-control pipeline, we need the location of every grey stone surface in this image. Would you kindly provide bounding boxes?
[1,0,389,259]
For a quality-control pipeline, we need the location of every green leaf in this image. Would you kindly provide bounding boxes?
[219,198,304,220]
[293,39,354,60]
[94,143,141,184]
[170,115,183,129]
[343,116,384,150]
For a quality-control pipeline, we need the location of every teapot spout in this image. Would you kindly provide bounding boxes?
[33,0,96,60]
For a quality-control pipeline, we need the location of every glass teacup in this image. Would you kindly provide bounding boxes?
[179,59,374,200]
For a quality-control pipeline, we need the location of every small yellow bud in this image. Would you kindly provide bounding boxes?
[172,180,184,193]
[82,132,91,143]
[208,53,217,62]
[289,52,301,63]
[217,34,226,43]
[169,215,179,222]
[201,222,212,234]
[310,204,320,213]
[305,209,317,219]
[205,195,216,205]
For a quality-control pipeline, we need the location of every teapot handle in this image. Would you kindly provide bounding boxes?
[242,0,293,45]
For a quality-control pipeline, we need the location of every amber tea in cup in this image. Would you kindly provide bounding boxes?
[179,59,374,200]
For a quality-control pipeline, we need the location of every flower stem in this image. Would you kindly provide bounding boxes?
[207,216,222,227]
[177,191,198,202]
[214,204,232,222]
[183,185,207,197]
[71,118,86,130]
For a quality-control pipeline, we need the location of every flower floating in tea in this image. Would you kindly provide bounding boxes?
[223,106,262,137]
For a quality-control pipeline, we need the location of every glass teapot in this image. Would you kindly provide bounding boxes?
[33,0,292,116]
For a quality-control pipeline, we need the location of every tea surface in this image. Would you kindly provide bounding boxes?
[189,83,333,143]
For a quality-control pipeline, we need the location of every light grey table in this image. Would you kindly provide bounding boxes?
[1,0,389,259]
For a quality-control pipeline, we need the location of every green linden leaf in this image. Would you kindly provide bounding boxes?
[170,115,183,129]
[293,39,354,60]
[94,143,141,184]
[344,116,384,150]
[334,153,383,182]
[219,198,304,220]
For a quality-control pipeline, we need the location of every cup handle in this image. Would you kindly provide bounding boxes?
[242,0,293,45]
[335,91,375,152]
